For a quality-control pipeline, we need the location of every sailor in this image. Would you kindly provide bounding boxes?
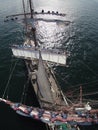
[51,112,56,118]
[15,17,18,20]
[27,107,33,113]
[86,112,90,118]
[42,9,44,13]
[76,110,82,117]
[11,17,14,21]
[47,11,50,14]
[31,9,34,13]
[52,11,55,14]
[38,109,44,118]
[56,11,58,14]
[34,11,38,14]
[61,112,67,119]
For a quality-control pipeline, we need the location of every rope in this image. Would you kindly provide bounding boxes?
[6,57,14,99]
[83,91,98,96]
[55,55,98,90]
[69,80,98,89]
[20,84,26,104]
[48,63,73,106]
[20,77,30,104]
[80,60,98,76]
[2,59,18,99]
[56,70,98,90]
[83,99,98,106]
[54,70,73,88]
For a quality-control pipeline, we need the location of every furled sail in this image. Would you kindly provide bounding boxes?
[11,45,67,65]
[36,51,53,103]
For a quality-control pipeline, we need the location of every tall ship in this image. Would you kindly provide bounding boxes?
[1,0,98,130]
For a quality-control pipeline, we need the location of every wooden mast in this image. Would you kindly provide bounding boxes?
[80,86,83,105]
[28,0,37,46]
[29,0,33,18]
[22,0,28,31]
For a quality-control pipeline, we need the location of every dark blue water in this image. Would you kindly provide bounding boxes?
[0,0,98,129]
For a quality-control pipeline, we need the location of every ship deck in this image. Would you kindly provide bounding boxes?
[25,59,67,111]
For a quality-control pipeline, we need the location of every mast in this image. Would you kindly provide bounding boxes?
[80,86,82,105]
[22,0,28,31]
[28,0,37,46]
[29,0,33,18]
[31,27,37,47]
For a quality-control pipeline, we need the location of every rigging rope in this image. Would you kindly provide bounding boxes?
[55,67,98,89]
[20,84,26,104]
[55,70,73,88]
[69,79,98,89]
[20,77,30,104]
[80,60,98,76]
[6,57,14,99]
[55,53,98,90]
[2,59,18,99]
[56,69,98,90]
[48,63,73,105]
[83,91,98,96]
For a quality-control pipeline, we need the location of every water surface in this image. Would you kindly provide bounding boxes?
[0,0,98,129]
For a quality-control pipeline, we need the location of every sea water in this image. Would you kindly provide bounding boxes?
[0,0,98,129]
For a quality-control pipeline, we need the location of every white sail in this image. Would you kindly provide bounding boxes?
[11,45,67,65]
